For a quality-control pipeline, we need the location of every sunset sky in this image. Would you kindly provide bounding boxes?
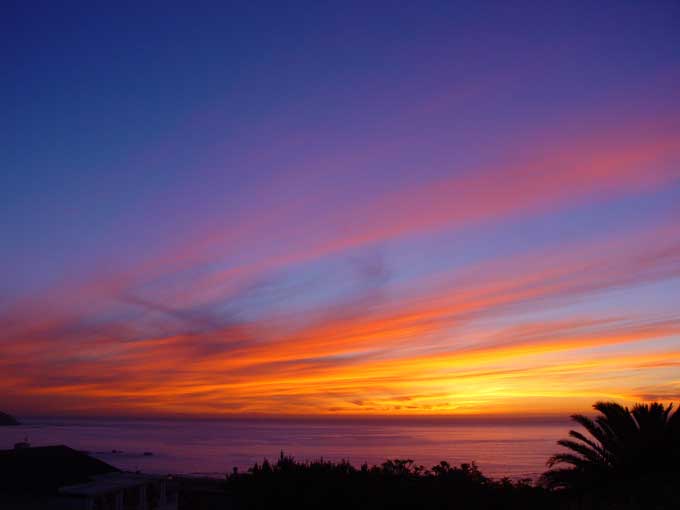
[3,1,680,418]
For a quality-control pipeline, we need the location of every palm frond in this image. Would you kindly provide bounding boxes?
[567,430,603,454]
[539,467,586,490]
[546,452,592,470]
[571,414,608,446]
[542,400,680,490]
[556,439,607,466]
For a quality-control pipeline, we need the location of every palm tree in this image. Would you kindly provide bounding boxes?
[541,401,680,490]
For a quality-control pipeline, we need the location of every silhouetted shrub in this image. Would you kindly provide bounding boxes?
[224,453,551,509]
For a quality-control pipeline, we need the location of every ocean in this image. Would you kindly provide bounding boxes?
[0,417,570,481]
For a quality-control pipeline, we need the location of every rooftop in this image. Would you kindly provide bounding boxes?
[0,445,119,494]
[60,472,162,497]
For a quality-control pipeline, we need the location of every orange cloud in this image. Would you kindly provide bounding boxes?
[2,110,680,418]
[2,216,679,417]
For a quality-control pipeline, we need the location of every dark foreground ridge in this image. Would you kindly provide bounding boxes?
[0,444,119,493]
[183,401,680,510]
[219,454,549,510]
[1,401,678,509]
[178,450,676,510]
[0,411,20,425]
[1,445,176,509]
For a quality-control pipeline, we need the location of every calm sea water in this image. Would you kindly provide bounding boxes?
[0,418,569,481]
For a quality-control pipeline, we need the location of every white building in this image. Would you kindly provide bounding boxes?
[59,472,177,510]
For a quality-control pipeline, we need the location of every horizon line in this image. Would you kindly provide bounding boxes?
[13,412,574,424]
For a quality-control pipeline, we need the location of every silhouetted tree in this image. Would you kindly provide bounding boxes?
[541,401,680,490]
[225,455,551,509]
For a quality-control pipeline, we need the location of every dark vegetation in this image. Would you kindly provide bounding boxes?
[539,401,680,509]
[220,454,549,510]
[179,401,680,509]
[542,402,680,489]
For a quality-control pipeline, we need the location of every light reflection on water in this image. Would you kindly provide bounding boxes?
[0,418,569,480]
